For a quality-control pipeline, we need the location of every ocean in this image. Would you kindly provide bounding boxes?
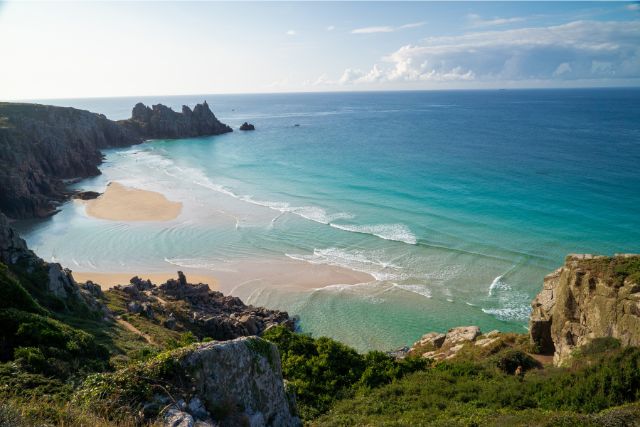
[17,89,640,351]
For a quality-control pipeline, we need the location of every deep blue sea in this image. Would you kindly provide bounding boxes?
[19,89,640,351]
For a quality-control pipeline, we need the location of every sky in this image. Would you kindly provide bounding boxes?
[1,1,639,100]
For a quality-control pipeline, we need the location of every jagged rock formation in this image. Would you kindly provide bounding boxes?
[0,101,231,219]
[0,212,106,314]
[239,122,255,131]
[155,338,301,427]
[119,101,232,139]
[530,254,640,366]
[113,271,294,340]
[0,102,141,218]
[406,326,499,360]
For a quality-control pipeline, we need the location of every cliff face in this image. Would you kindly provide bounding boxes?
[168,337,300,426]
[0,102,141,218]
[118,101,232,139]
[0,101,232,219]
[530,254,640,366]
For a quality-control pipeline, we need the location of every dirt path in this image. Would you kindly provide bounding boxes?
[116,316,156,345]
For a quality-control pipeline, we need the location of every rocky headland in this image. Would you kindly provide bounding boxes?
[118,101,232,140]
[0,101,231,219]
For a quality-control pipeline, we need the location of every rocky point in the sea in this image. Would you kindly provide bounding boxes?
[239,122,255,131]
[119,101,232,139]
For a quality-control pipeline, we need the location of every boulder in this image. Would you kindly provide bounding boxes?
[127,301,143,314]
[239,122,255,131]
[415,332,446,349]
[530,254,640,366]
[47,263,80,300]
[163,407,194,427]
[443,326,481,346]
[180,337,300,427]
[72,191,101,200]
[164,314,177,330]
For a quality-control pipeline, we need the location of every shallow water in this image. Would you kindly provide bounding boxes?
[18,89,640,351]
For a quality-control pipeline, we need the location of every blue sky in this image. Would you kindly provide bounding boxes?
[1,1,639,99]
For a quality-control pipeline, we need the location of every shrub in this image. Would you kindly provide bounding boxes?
[263,326,428,419]
[493,349,541,375]
[0,263,43,314]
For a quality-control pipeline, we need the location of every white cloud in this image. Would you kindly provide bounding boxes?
[553,62,573,77]
[337,20,640,86]
[351,26,394,34]
[286,30,296,36]
[399,22,426,30]
[313,74,333,86]
[467,13,525,28]
[326,25,335,31]
[351,21,425,34]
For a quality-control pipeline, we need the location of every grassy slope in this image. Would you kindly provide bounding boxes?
[315,338,640,426]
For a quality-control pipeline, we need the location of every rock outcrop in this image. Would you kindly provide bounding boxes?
[239,122,255,131]
[407,326,499,360]
[0,213,105,313]
[530,254,640,366]
[119,102,232,140]
[166,337,300,426]
[112,271,294,340]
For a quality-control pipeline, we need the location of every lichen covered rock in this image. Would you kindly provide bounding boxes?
[530,254,640,366]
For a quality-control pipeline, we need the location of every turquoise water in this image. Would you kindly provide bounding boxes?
[19,89,640,351]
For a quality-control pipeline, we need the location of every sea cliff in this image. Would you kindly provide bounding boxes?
[0,101,231,219]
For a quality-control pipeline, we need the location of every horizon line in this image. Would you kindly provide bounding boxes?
[7,84,640,104]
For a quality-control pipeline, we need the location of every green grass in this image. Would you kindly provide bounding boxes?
[263,326,428,420]
[316,343,640,426]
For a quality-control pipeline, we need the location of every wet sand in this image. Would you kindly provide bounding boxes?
[82,182,182,221]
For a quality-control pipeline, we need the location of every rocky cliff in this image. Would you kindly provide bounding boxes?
[118,101,232,140]
[114,270,294,340]
[0,102,141,218]
[0,101,231,219]
[530,254,640,366]
[164,337,300,426]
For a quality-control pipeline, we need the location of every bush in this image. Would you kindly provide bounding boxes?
[0,263,43,314]
[493,349,541,374]
[263,326,428,419]
[0,308,109,378]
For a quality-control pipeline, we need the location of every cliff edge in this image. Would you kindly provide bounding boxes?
[0,101,231,219]
[530,254,640,366]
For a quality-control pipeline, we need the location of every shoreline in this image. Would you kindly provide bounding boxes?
[72,258,375,294]
[72,270,219,290]
[81,181,182,222]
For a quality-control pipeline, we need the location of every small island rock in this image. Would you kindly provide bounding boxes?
[239,122,255,131]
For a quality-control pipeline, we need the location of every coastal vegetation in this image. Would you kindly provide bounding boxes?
[2,254,640,426]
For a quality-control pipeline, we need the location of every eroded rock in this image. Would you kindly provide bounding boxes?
[530,254,640,366]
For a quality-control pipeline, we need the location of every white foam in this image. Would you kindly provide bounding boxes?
[329,223,417,245]
[393,284,432,299]
[164,257,236,272]
[482,306,531,322]
[488,274,505,296]
[285,247,401,282]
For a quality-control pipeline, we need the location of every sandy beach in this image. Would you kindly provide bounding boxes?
[73,270,218,290]
[72,258,374,293]
[82,181,182,221]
